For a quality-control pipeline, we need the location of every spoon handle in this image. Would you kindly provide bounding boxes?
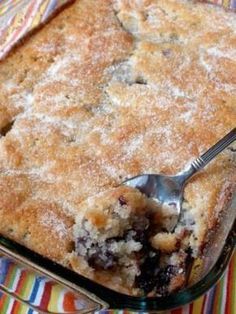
[191,128,236,171]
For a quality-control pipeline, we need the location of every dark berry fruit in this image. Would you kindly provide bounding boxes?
[88,249,117,270]
[77,236,89,248]
[135,250,161,293]
[136,273,157,293]
[118,196,127,206]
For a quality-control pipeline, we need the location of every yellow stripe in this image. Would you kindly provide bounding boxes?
[0,6,8,15]
[47,283,62,312]
[9,9,27,31]
[223,0,230,8]
[18,301,34,314]
[39,0,51,16]
[31,1,49,28]
[230,253,236,314]
[192,295,205,314]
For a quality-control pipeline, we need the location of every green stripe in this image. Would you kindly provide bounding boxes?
[217,269,226,314]
[230,254,236,313]
[8,264,18,289]
[2,295,12,313]
[20,271,35,300]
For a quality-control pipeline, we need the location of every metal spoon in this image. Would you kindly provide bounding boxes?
[123,128,236,231]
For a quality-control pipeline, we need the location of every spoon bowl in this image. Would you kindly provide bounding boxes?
[123,128,236,231]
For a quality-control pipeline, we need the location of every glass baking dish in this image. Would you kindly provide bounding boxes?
[0,193,235,313]
[0,0,235,312]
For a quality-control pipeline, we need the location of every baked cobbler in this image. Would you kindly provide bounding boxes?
[70,186,187,296]
[0,0,235,296]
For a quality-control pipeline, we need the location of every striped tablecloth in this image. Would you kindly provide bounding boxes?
[0,252,235,313]
[0,0,74,60]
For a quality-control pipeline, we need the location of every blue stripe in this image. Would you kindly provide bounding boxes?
[43,0,57,19]
[28,277,42,303]
[0,257,11,284]
[207,285,217,313]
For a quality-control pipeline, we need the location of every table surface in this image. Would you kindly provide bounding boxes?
[0,252,235,313]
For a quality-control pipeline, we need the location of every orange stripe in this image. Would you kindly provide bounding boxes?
[63,291,77,311]
[3,263,14,286]
[11,299,21,314]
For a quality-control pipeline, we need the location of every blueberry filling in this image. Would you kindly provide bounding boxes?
[77,237,119,270]
[134,235,178,295]
[76,214,186,295]
[136,258,177,295]
[77,216,150,270]
[87,243,118,270]
[135,249,161,293]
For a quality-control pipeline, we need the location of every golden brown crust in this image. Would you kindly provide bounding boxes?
[0,0,235,295]
[151,233,178,253]
[0,173,73,262]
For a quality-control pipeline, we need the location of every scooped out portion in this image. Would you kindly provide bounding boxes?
[70,186,190,296]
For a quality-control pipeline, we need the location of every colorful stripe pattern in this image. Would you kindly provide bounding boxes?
[0,252,235,313]
[96,254,236,314]
[0,256,94,313]
[203,0,236,10]
[0,0,72,60]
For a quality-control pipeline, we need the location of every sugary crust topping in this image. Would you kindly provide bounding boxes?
[0,0,235,293]
[74,186,151,228]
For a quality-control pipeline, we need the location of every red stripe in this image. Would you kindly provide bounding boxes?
[15,270,27,294]
[39,281,53,310]
[201,295,207,314]
[189,302,194,314]
[8,270,27,313]
[225,260,233,314]
[11,299,21,314]
[171,308,183,314]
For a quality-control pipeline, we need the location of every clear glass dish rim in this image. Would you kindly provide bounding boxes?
[0,219,235,312]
